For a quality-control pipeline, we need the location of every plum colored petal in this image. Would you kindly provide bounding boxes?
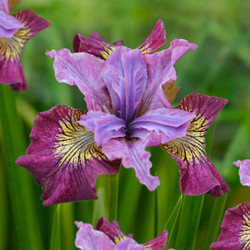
[143,230,168,250]
[139,39,198,114]
[210,203,250,250]
[96,217,129,243]
[97,217,168,250]
[129,108,195,144]
[138,19,166,54]
[102,137,160,191]
[75,221,115,250]
[162,93,230,197]
[0,10,50,90]
[73,32,121,59]
[233,159,250,187]
[46,48,112,111]
[0,10,24,38]
[103,47,147,122]
[78,110,126,147]
[16,105,120,205]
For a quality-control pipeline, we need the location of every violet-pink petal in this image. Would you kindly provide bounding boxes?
[162,93,230,197]
[78,110,126,147]
[210,203,250,250]
[139,39,198,114]
[0,10,24,38]
[103,47,148,122]
[102,138,160,191]
[233,159,250,187]
[115,238,144,250]
[46,48,111,111]
[16,105,120,205]
[0,0,9,13]
[143,230,168,250]
[129,108,195,144]
[75,221,115,250]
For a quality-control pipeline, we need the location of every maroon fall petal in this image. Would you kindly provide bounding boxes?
[210,203,250,250]
[16,105,120,205]
[162,93,230,197]
[0,9,50,90]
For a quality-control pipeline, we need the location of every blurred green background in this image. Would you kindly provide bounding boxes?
[0,0,249,249]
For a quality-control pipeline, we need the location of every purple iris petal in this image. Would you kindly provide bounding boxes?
[233,159,250,187]
[46,48,111,111]
[129,108,196,144]
[16,105,120,205]
[0,10,50,90]
[138,19,166,54]
[76,217,169,250]
[210,203,250,250]
[162,93,230,197]
[102,137,160,191]
[75,221,115,250]
[0,10,24,38]
[103,47,147,122]
[78,110,126,147]
[0,0,9,13]
[139,39,198,115]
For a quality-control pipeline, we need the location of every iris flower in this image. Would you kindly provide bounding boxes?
[234,159,250,186]
[210,203,250,250]
[0,0,50,90]
[16,20,229,205]
[75,217,170,250]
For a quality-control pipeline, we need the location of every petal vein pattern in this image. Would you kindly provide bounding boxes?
[162,93,230,197]
[46,48,111,111]
[210,203,250,250]
[0,10,50,90]
[102,138,160,191]
[16,105,120,205]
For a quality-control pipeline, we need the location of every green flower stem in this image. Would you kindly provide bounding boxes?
[165,194,183,248]
[0,85,43,250]
[50,205,61,250]
[174,195,205,250]
[204,194,228,249]
[109,173,119,222]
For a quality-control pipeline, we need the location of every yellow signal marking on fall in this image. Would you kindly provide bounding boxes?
[53,114,105,169]
[239,211,250,250]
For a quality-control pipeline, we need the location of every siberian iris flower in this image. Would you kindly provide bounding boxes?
[16,20,229,205]
[0,0,50,90]
[210,203,250,250]
[75,217,170,250]
[234,159,250,186]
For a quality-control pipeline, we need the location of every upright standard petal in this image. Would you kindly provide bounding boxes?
[234,159,250,187]
[137,19,166,54]
[75,221,115,250]
[139,39,198,114]
[102,137,160,191]
[210,203,250,250]
[162,93,230,197]
[103,47,147,122]
[0,10,50,90]
[46,48,111,111]
[16,105,120,205]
